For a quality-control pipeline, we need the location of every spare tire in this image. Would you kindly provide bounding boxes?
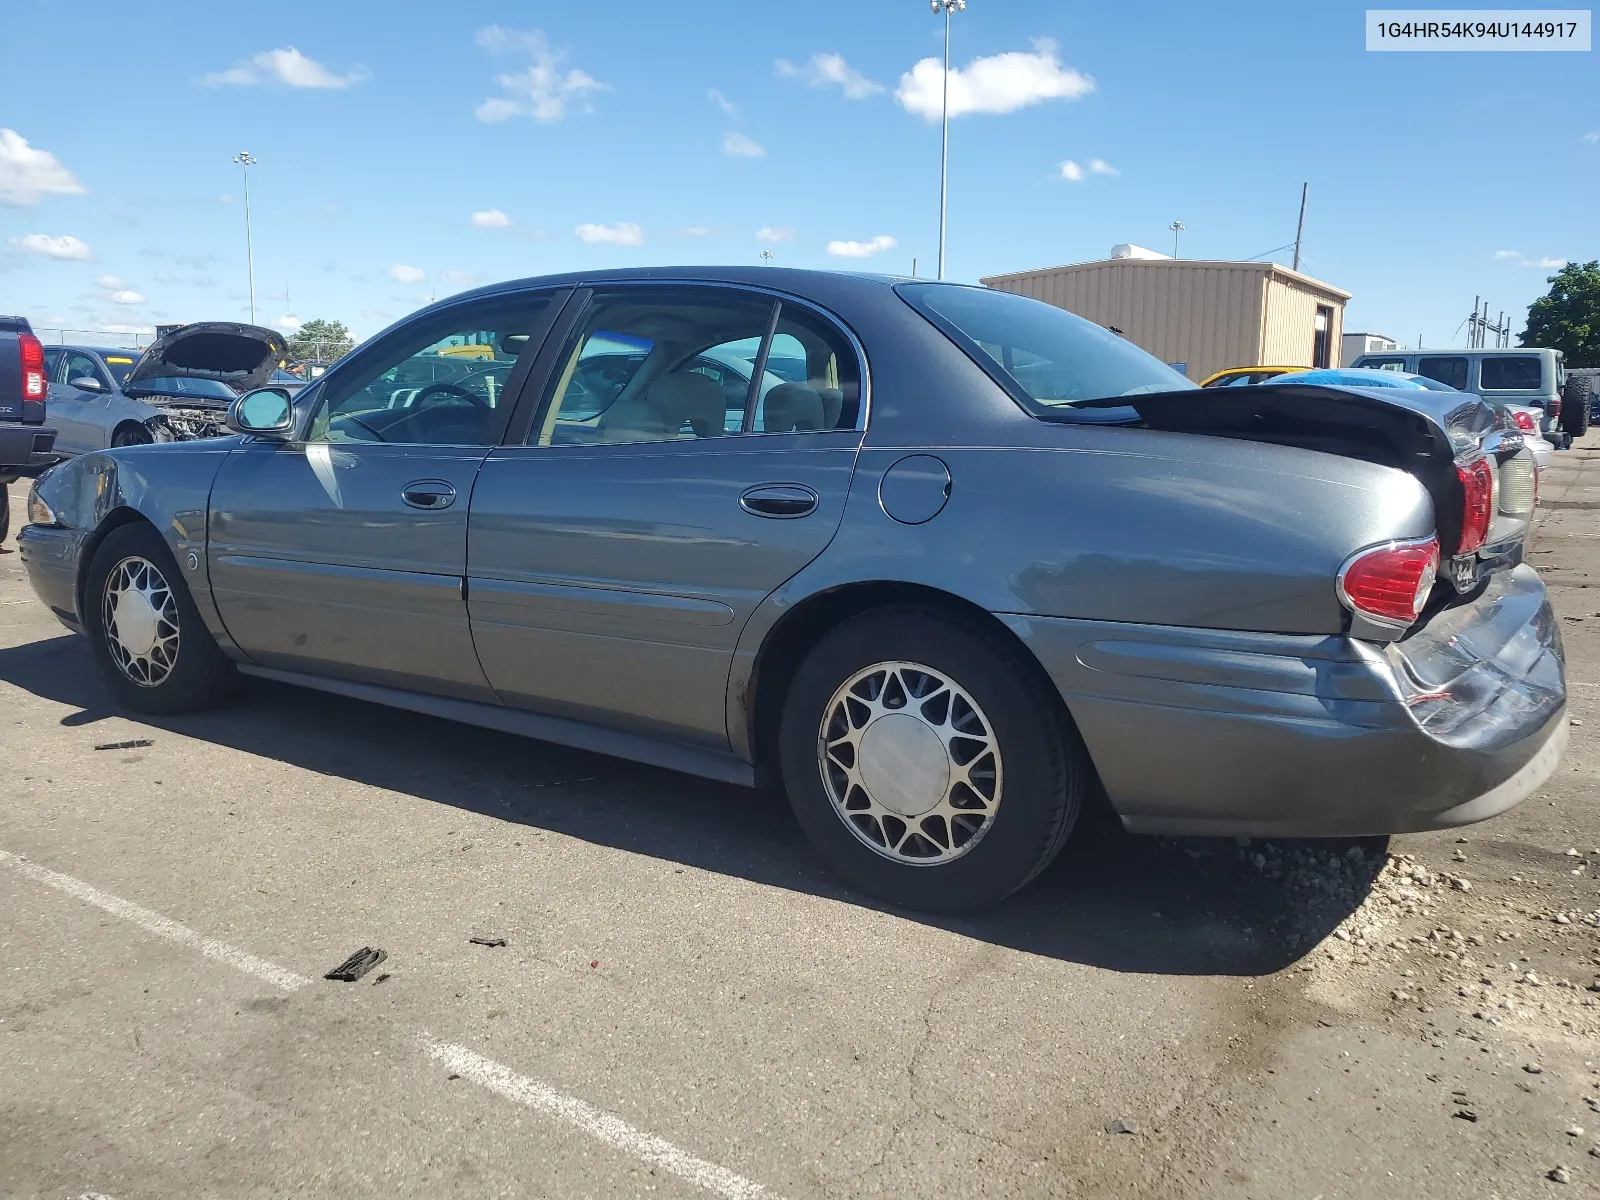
[1561,374,1591,438]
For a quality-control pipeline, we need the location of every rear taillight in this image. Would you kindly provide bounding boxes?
[18,333,44,400]
[1338,537,1440,628]
[1456,457,1493,555]
[1498,453,1536,516]
[1512,409,1537,433]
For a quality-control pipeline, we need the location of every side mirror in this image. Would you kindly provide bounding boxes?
[69,376,107,393]
[227,387,295,438]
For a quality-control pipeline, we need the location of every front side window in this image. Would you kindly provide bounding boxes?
[530,287,861,446]
[898,283,1193,415]
[307,294,554,445]
[1417,356,1468,391]
[64,352,108,390]
[1479,356,1543,391]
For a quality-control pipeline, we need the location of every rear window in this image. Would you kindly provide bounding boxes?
[897,284,1194,414]
[1479,356,1543,391]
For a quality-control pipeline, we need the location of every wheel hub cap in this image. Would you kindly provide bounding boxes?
[101,555,180,687]
[817,660,1003,866]
[858,714,949,817]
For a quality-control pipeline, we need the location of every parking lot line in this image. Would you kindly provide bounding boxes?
[0,849,311,992]
[423,1037,770,1200]
[0,847,778,1200]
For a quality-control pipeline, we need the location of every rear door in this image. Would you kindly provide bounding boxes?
[206,289,566,699]
[466,284,866,749]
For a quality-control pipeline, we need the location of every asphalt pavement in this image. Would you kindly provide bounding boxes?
[0,445,1597,1200]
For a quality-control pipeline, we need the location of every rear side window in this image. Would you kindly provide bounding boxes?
[898,283,1193,415]
[1417,356,1468,391]
[1479,356,1543,391]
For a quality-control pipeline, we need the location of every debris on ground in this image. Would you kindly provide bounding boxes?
[1106,1117,1138,1135]
[93,738,153,751]
[1549,1165,1571,1184]
[324,947,387,981]
[469,936,507,948]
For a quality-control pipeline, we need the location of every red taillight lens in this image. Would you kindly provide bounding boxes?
[1512,409,1537,432]
[1455,458,1493,555]
[17,333,45,400]
[1339,538,1440,627]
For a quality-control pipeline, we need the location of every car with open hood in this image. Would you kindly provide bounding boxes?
[16,268,1567,913]
[41,322,287,457]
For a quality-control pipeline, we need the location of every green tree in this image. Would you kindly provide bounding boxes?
[1521,260,1600,368]
[287,317,354,363]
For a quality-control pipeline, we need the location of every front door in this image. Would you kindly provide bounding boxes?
[207,289,564,699]
[467,285,865,749]
[50,349,113,454]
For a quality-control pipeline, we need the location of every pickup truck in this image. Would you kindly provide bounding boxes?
[0,320,61,541]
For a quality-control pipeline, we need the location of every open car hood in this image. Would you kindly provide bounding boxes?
[124,322,287,393]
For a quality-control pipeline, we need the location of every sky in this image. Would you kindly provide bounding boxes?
[0,0,1595,350]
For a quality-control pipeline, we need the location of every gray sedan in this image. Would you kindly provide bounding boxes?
[18,268,1566,912]
[41,323,286,456]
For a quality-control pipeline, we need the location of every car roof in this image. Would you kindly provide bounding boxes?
[1359,347,1556,358]
[56,344,141,357]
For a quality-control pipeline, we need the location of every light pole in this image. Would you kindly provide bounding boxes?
[931,0,965,280]
[1169,219,1185,259]
[233,152,258,323]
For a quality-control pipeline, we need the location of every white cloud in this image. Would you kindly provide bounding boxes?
[708,88,737,115]
[471,208,512,228]
[0,129,86,207]
[203,47,369,89]
[10,233,92,260]
[439,269,479,284]
[1492,249,1521,260]
[1583,131,1599,144]
[897,39,1093,121]
[756,225,795,242]
[574,221,645,246]
[474,26,606,124]
[827,234,898,258]
[1057,160,1085,182]
[96,274,123,288]
[1533,256,1568,269]
[1494,250,1569,269]
[387,263,426,283]
[775,53,883,100]
[107,289,146,305]
[1089,158,1118,175]
[218,192,236,205]
[722,132,765,158]
[272,315,302,332]
[675,225,713,237]
[96,323,146,335]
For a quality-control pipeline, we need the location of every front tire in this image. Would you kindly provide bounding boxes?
[112,423,154,448]
[779,606,1086,912]
[84,523,237,714]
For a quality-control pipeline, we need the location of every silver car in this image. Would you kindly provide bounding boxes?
[18,268,1566,912]
[41,323,286,456]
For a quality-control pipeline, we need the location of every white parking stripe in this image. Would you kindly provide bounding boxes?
[1,849,777,1199]
[423,1037,768,1200]
[0,850,311,992]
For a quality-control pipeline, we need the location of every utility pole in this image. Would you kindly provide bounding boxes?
[1292,182,1308,273]
[931,0,966,280]
[1169,220,1185,259]
[232,152,258,323]
[759,249,774,266]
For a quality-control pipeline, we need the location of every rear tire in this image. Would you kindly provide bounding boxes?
[0,487,10,546]
[778,606,1087,912]
[1562,375,1592,438]
[83,522,237,714]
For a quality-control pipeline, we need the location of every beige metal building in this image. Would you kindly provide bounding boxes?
[980,256,1351,384]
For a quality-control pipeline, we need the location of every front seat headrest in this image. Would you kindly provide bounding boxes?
[648,372,724,438]
[762,382,825,432]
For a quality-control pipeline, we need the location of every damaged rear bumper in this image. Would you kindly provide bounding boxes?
[1002,563,1566,838]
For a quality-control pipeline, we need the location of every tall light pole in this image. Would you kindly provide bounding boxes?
[932,0,965,280]
[1169,219,1185,259]
[233,152,258,323]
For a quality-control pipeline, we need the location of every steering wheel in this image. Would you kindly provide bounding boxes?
[412,381,489,410]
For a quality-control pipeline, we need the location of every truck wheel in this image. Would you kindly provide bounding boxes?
[83,522,237,714]
[1562,376,1592,438]
[0,487,9,545]
[779,606,1087,912]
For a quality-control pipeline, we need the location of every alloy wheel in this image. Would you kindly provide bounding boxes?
[101,555,180,687]
[817,660,1003,865]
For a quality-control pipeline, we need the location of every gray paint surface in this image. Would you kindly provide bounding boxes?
[17,266,1567,838]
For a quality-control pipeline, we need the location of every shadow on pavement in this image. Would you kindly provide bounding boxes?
[0,633,1387,978]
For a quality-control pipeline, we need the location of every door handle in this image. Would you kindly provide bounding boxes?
[401,479,457,510]
[740,483,818,519]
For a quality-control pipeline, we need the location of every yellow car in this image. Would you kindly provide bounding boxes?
[1198,366,1300,388]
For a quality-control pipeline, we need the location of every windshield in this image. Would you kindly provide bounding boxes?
[125,376,237,401]
[101,354,138,386]
[897,283,1196,413]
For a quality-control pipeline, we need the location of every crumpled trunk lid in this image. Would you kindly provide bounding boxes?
[124,322,287,393]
